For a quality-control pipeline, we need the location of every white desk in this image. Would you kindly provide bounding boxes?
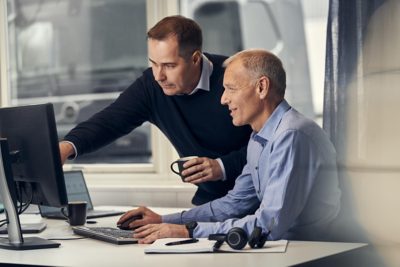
[0,207,366,267]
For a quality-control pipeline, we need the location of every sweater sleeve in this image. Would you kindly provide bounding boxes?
[63,76,152,155]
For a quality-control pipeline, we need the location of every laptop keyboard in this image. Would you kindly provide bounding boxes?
[72,226,138,245]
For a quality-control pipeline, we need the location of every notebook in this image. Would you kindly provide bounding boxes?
[0,223,46,234]
[144,238,288,254]
[39,170,124,219]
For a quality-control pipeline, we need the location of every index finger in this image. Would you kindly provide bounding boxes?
[117,208,141,224]
[183,157,203,168]
[129,217,147,229]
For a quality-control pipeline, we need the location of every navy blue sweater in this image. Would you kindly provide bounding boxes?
[64,53,252,205]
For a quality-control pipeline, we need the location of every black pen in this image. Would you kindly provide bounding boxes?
[165,238,199,246]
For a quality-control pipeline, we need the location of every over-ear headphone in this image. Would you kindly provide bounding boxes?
[209,223,269,250]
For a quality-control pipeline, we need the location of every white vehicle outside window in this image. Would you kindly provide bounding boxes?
[1,0,328,176]
[5,0,152,167]
[182,0,328,122]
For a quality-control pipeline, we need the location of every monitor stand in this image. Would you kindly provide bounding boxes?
[0,140,60,250]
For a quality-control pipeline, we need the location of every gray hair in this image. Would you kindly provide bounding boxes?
[223,49,286,96]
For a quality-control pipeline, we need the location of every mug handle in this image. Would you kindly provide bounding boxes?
[170,161,180,175]
[61,206,69,220]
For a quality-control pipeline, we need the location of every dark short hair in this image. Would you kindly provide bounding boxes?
[223,49,286,96]
[147,15,202,59]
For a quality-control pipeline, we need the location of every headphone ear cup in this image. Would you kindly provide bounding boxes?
[248,226,262,248]
[226,227,248,250]
[256,234,268,248]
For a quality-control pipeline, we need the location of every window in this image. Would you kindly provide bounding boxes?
[1,0,328,177]
[5,0,152,166]
[181,0,329,124]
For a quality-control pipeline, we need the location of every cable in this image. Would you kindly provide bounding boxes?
[0,221,7,228]
[0,186,34,229]
[16,183,34,215]
[16,182,33,215]
[18,201,32,214]
[17,183,23,214]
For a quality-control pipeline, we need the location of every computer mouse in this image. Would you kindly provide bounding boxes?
[117,215,143,230]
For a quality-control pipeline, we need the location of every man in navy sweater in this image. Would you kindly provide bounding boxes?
[59,15,252,205]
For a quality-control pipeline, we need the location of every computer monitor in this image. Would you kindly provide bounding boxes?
[0,103,68,250]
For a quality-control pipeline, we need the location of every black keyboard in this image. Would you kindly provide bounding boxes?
[72,226,138,245]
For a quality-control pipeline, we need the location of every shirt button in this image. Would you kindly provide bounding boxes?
[255,166,258,170]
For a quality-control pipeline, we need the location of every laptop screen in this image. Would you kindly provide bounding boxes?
[40,171,94,214]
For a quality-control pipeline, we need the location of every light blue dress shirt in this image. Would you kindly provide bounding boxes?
[163,100,341,241]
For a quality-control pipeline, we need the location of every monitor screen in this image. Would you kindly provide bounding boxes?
[0,103,67,207]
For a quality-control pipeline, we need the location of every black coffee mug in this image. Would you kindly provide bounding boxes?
[61,201,87,226]
[170,156,198,180]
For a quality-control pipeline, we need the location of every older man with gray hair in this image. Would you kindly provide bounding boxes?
[119,49,341,243]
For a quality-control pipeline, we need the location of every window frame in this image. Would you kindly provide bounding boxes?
[0,0,183,185]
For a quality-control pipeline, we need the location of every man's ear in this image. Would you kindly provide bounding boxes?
[258,76,270,99]
[192,51,202,65]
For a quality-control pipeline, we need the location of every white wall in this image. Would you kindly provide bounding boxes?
[89,185,196,209]
[338,1,400,265]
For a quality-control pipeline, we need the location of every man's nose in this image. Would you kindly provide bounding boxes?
[221,90,228,105]
[154,66,166,82]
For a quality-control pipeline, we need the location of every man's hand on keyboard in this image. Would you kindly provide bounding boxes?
[133,223,188,244]
[117,206,161,230]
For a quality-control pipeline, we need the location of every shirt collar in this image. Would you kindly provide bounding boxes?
[252,100,291,144]
[188,54,213,95]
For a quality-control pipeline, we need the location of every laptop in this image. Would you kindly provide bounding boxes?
[39,170,124,219]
